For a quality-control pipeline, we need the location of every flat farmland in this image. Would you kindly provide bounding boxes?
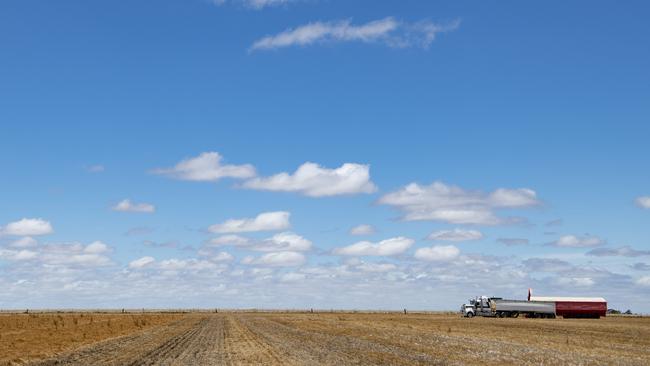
[1,312,649,365]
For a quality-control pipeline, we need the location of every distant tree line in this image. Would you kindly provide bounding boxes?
[607,308,633,315]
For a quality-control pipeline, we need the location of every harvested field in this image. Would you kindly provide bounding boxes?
[0,312,648,365]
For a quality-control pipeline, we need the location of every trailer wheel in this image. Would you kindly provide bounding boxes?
[511,312,519,318]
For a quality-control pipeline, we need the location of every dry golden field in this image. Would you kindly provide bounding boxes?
[0,312,648,365]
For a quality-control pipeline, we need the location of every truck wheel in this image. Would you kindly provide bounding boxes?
[467,312,474,318]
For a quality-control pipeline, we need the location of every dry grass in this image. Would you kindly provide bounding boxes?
[1,312,649,365]
[0,312,184,365]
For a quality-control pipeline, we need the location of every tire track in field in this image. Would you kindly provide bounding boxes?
[130,316,228,365]
[223,315,285,365]
[30,315,208,366]
[128,319,205,365]
[238,315,443,365]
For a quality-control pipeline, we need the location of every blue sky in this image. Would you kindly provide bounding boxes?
[1,0,649,311]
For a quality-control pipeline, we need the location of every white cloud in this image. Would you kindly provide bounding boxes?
[210,251,235,262]
[1,218,53,236]
[378,181,540,225]
[152,152,255,182]
[9,237,38,248]
[209,232,311,252]
[246,251,306,267]
[349,224,375,236]
[36,242,113,267]
[243,162,377,197]
[280,272,306,282]
[250,17,460,51]
[334,237,414,256]
[636,196,650,209]
[414,245,460,262]
[0,241,112,267]
[550,235,604,248]
[112,199,155,213]
[0,249,38,261]
[356,262,397,273]
[84,241,110,254]
[253,232,312,252]
[637,276,650,287]
[209,211,290,233]
[129,256,156,269]
[210,234,251,246]
[158,259,218,272]
[426,228,483,242]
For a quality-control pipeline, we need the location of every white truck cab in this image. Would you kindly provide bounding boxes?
[461,303,475,317]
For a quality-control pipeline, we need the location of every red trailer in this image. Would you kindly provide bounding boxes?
[527,289,607,318]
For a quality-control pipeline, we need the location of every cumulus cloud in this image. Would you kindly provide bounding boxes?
[414,245,460,262]
[426,228,483,242]
[210,251,235,262]
[9,237,38,248]
[244,251,306,267]
[497,238,529,246]
[334,237,414,256]
[0,249,38,261]
[39,242,113,267]
[587,246,650,257]
[112,199,155,213]
[549,235,604,248]
[152,152,255,182]
[84,241,111,254]
[209,211,290,233]
[129,256,156,269]
[209,232,312,252]
[2,241,113,267]
[210,234,252,246]
[636,196,650,209]
[349,224,375,236]
[243,162,377,197]
[1,218,53,236]
[250,17,460,51]
[378,181,540,225]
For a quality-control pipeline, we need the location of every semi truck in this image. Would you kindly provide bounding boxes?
[461,289,607,319]
[461,296,556,318]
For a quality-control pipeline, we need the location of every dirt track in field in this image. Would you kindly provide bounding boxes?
[19,313,650,365]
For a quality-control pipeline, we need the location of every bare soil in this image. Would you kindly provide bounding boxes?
[1,312,648,365]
